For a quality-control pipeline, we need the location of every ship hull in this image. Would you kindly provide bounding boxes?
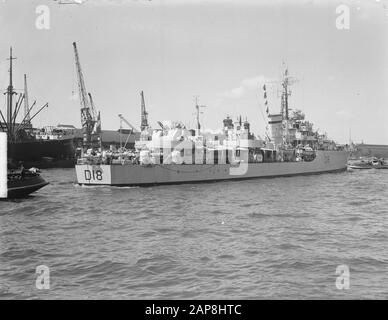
[76,150,349,186]
[8,138,76,169]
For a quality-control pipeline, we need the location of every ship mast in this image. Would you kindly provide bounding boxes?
[6,47,17,140]
[280,67,297,147]
[73,42,97,151]
[281,68,290,121]
[140,91,149,131]
[2,48,48,143]
[194,96,206,135]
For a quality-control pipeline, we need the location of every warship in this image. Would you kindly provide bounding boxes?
[75,68,349,186]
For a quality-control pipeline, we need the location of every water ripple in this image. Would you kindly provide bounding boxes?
[0,168,387,299]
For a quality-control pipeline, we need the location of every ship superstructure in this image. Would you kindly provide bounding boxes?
[75,68,349,186]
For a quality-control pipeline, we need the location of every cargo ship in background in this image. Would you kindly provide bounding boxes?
[0,47,76,169]
[0,48,50,198]
[75,67,349,186]
[351,143,388,159]
[6,168,49,199]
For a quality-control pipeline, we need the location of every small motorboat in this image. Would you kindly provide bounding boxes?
[348,159,373,169]
[6,168,49,198]
[348,157,388,170]
[348,163,373,169]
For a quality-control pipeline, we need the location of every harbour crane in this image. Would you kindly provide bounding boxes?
[88,92,95,114]
[88,92,101,133]
[73,41,99,150]
[88,92,102,150]
[140,91,149,131]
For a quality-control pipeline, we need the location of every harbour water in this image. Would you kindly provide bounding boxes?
[0,168,387,299]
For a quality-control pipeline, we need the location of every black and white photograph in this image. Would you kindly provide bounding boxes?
[0,0,387,304]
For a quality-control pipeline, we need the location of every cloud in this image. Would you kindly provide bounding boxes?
[223,86,246,99]
[241,75,270,89]
[222,75,272,99]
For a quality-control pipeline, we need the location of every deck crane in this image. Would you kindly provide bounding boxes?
[118,114,139,150]
[157,121,164,130]
[118,114,139,134]
[23,74,31,125]
[73,41,99,151]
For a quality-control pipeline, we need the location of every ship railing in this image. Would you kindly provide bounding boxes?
[77,155,139,166]
[8,170,39,180]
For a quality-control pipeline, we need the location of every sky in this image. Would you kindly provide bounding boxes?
[0,0,387,144]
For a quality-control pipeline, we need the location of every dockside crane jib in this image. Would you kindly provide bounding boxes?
[140,91,149,131]
[72,41,99,151]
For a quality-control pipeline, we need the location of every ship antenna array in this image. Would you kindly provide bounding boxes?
[72,41,98,151]
[280,67,298,146]
[194,96,206,135]
[280,67,298,120]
